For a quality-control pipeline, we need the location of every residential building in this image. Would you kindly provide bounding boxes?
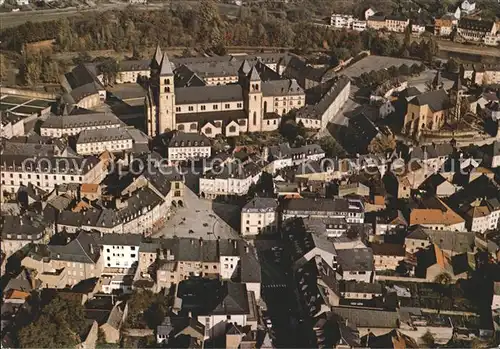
[385,16,409,33]
[434,18,453,36]
[493,282,500,310]
[40,110,122,138]
[338,182,370,197]
[57,187,171,236]
[330,14,353,29]
[240,197,278,235]
[173,279,258,339]
[364,8,375,20]
[409,197,466,231]
[457,18,497,43]
[331,307,399,337]
[367,16,387,31]
[283,218,338,270]
[199,160,262,199]
[340,280,383,300]
[484,100,500,121]
[76,128,136,155]
[493,141,500,168]
[0,154,108,194]
[412,23,426,35]
[335,248,374,282]
[371,243,405,270]
[0,112,25,139]
[116,60,150,83]
[60,64,106,109]
[373,210,407,235]
[352,20,367,31]
[1,211,54,258]
[168,132,211,162]
[302,216,349,239]
[156,317,205,346]
[460,0,476,14]
[266,143,325,172]
[295,76,351,130]
[21,231,104,287]
[463,198,500,232]
[282,197,364,224]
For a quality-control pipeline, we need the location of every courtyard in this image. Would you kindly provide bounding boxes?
[154,187,240,240]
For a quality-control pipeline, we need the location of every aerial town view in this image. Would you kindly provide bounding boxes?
[1,0,500,347]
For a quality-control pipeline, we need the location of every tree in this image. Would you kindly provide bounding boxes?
[318,136,346,158]
[434,272,452,285]
[445,58,459,73]
[420,330,435,347]
[368,133,396,154]
[18,296,86,348]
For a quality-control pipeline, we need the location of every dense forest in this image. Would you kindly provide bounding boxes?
[0,0,442,85]
[1,1,407,55]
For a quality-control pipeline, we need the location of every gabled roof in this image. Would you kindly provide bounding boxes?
[160,53,174,76]
[409,89,451,112]
[151,44,163,68]
[248,67,260,81]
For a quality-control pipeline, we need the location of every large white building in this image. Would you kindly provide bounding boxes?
[0,154,108,194]
[40,110,123,138]
[240,197,278,236]
[266,143,325,172]
[199,160,262,199]
[0,112,25,139]
[282,197,365,224]
[330,14,354,29]
[168,132,211,162]
[76,128,135,155]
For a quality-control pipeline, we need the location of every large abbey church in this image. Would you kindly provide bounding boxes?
[145,46,306,137]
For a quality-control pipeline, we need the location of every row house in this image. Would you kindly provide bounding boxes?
[282,197,365,224]
[199,160,262,199]
[240,197,278,236]
[266,143,325,172]
[0,154,108,194]
[21,231,104,287]
[457,18,497,43]
[1,211,54,258]
[40,110,123,138]
[168,132,212,162]
[462,63,500,85]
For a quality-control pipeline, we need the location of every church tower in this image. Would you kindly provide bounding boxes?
[246,67,263,132]
[449,74,464,122]
[431,69,443,90]
[158,53,176,133]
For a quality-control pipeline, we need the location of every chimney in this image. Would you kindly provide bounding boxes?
[245,245,249,253]
[233,240,237,249]
[199,237,203,246]
[90,244,94,254]
[66,237,71,244]
[100,231,103,238]
[159,248,165,260]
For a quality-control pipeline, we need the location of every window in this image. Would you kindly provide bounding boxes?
[205,127,212,134]
[178,124,185,131]
[225,104,230,109]
[176,107,181,112]
[237,103,242,108]
[131,254,136,258]
[188,106,194,111]
[201,105,206,111]
[229,126,236,133]
[253,112,257,125]
[213,105,218,110]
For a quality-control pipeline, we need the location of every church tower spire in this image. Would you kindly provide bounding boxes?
[431,69,443,90]
[157,53,175,134]
[449,74,465,122]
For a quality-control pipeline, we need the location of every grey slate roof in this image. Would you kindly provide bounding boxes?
[176,110,246,124]
[160,53,174,76]
[283,197,363,214]
[242,197,278,213]
[77,127,132,144]
[268,143,324,160]
[90,232,142,246]
[169,132,210,147]
[175,85,243,104]
[261,79,303,97]
[47,231,100,264]
[41,111,122,130]
[331,306,399,328]
[336,248,374,272]
[409,89,451,112]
